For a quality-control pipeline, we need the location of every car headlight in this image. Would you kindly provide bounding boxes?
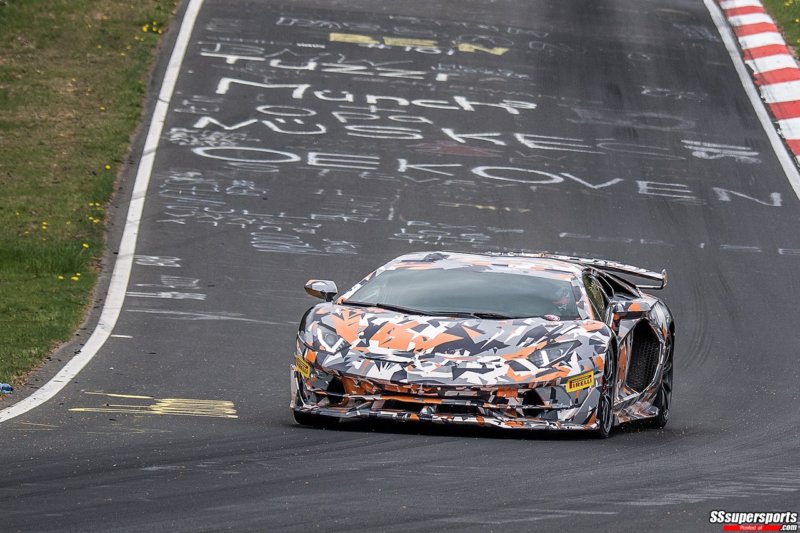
[529,341,574,367]
[299,322,350,354]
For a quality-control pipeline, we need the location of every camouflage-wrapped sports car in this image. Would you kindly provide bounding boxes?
[290,251,674,438]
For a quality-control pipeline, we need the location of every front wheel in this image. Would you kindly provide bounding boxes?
[648,334,674,429]
[594,344,616,439]
[293,409,339,428]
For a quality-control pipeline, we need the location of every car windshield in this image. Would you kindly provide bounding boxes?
[345,268,580,319]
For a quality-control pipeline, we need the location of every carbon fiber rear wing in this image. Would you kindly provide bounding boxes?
[489,252,668,290]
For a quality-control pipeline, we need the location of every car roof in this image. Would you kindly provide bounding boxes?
[385,251,584,280]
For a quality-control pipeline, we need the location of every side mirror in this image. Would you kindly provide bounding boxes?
[612,300,652,319]
[304,279,338,302]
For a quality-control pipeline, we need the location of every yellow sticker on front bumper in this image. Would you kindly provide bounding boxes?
[566,371,594,393]
[295,356,311,378]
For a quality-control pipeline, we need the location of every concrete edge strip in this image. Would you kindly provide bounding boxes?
[0,0,205,424]
[707,0,800,200]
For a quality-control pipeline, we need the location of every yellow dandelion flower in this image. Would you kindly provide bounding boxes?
[58,275,65,280]
[104,164,111,170]
[142,24,149,32]
[82,243,89,249]
[70,276,79,281]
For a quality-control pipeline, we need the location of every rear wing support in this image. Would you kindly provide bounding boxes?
[491,252,668,290]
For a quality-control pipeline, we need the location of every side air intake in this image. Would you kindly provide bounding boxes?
[626,324,661,393]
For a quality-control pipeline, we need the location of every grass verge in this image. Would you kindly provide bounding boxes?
[0,0,177,387]
[762,0,800,53]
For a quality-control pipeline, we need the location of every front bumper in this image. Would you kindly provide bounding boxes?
[290,363,605,431]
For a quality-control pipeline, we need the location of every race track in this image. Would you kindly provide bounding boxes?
[3,0,800,531]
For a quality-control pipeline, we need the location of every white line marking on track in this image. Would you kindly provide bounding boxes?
[110,334,133,339]
[0,0,205,424]
[705,0,800,201]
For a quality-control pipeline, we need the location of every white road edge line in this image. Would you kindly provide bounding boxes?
[704,0,800,201]
[0,0,205,424]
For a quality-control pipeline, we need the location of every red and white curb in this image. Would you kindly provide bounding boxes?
[719,0,800,160]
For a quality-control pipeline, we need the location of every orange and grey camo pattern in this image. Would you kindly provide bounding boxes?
[291,252,672,431]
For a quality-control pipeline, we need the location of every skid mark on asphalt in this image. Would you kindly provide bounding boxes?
[567,466,800,509]
[69,392,238,419]
[438,508,618,525]
[7,421,58,431]
[125,308,284,324]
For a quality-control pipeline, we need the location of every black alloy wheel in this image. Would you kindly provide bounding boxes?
[594,344,616,439]
[648,334,674,429]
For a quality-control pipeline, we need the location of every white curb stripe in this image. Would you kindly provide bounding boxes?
[778,117,800,139]
[737,32,786,49]
[746,54,798,74]
[720,0,763,8]
[760,80,800,103]
[728,13,772,27]
[0,0,205,424]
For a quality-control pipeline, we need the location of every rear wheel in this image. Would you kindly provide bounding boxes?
[648,334,674,429]
[594,344,616,439]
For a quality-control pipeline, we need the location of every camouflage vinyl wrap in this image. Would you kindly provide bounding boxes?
[290,252,673,432]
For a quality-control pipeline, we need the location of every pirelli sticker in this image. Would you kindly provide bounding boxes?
[295,356,311,378]
[566,371,594,393]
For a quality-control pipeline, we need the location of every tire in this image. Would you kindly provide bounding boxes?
[594,344,616,439]
[648,334,674,429]
[292,409,339,428]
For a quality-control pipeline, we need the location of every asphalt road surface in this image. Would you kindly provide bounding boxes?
[3,0,800,531]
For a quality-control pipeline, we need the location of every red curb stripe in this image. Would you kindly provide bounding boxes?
[734,22,779,37]
[755,68,800,85]
[766,100,800,120]
[785,139,800,152]
[724,6,766,17]
[743,44,793,60]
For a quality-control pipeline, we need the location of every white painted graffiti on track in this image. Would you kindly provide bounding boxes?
[186,145,785,208]
[214,77,538,115]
